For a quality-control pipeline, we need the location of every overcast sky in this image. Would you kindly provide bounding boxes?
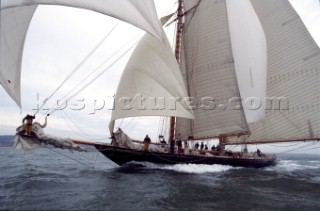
[0,0,320,153]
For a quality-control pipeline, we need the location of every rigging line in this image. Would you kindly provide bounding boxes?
[123,117,136,130]
[268,142,305,148]
[92,151,99,169]
[40,144,93,168]
[58,32,143,104]
[161,117,165,135]
[57,110,91,141]
[278,112,305,134]
[157,117,162,137]
[294,144,320,152]
[126,118,138,134]
[160,1,177,17]
[278,142,316,154]
[61,110,93,139]
[34,21,120,116]
[57,110,85,139]
[59,110,105,142]
[38,32,143,120]
[164,117,168,139]
[48,41,138,116]
[118,119,124,128]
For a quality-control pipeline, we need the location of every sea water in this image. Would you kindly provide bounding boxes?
[0,147,319,210]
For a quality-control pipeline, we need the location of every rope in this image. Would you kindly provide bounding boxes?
[48,31,142,112]
[47,41,137,116]
[278,142,317,154]
[34,22,120,116]
[40,144,93,168]
[294,144,320,152]
[92,152,99,169]
[37,29,142,121]
[60,110,93,140]
[268,142,304,148]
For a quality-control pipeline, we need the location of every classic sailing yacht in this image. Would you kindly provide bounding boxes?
[1,0,319,168]
[97,0,319,168]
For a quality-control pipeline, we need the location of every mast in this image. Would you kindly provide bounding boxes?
[169,0,184,141]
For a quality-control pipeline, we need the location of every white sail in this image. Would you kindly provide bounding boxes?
[1,0,163,40]
[225,0,320,144]
[109,28,194,134]
[226,0,267,123]
[0,0,164,107]
[0,6,37,107]
[175,0,249,140]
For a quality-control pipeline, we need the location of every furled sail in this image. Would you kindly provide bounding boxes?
[109,28,194,134]
[13,116,86,152]
[0,0,164,107]
[225,0,320,144]
[175,0,250,140]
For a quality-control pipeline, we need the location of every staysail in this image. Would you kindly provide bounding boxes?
[175,0,252,140]
[109,23,194,134]
[0,0,164,107]
[225,0,320,144]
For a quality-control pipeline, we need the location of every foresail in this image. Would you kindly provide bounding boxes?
[2,0,163,40]
[109,28,194,134]
[0,6,37,108]
[225,0,320,144]
[0,0,163,107]
[175,0,249,140]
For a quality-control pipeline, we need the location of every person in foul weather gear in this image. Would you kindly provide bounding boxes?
[21,114,35,136]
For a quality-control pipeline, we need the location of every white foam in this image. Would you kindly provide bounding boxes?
[273,160,319,171]
[139,162,235,174]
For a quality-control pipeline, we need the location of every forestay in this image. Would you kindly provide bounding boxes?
[0,0,164,107]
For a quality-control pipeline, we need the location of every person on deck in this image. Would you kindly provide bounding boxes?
[204,144,208,151]
[257,149,261,157]
[200,142,204,150]
[160,138,167,145]
[143,135,151,151]
[195,142,199,149]
[184,141,190,155]
[21,114,35,136]
[211,145,216,151]
[216,144,221,153]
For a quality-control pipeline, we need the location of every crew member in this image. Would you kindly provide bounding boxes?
[22,114,35,136]
[143,135,151,151]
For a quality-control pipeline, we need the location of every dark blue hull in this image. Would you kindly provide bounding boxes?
[95,144,276,168]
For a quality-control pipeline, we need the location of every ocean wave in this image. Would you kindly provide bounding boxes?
[271,160,319,172]
[159,163,236,174]
[122,161,236,174]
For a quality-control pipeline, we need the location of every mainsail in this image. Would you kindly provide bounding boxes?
[225,0,320,144]
[176,0,259,140]
[175,0,320,144]
[0,0,164,107]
